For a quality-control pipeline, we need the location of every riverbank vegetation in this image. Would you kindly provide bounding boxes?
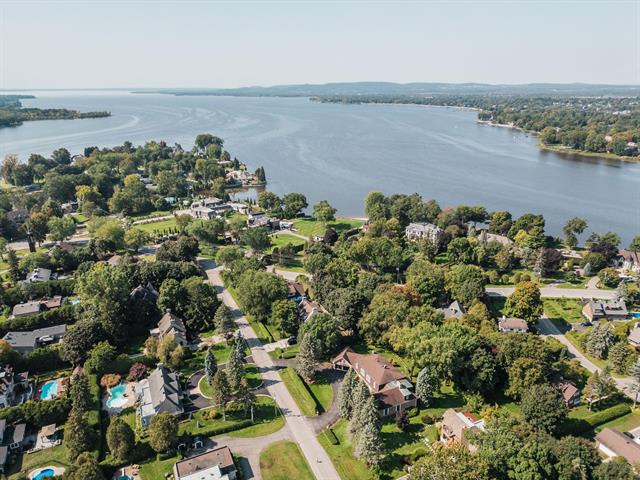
[0,95,110,129]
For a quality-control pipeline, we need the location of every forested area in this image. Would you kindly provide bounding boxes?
[0,94,110,128]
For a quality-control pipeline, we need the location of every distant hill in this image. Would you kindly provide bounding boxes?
[135,82,640,97]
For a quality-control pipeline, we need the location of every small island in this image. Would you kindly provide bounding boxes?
[0,95,110,129]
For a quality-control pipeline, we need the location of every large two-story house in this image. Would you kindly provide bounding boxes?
[405,222,444,244]
[149,311,188,347]
[136,366,184,427]
[332,347,417,417]
[0,365,32,408]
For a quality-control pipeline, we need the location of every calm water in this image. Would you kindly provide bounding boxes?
[0,91,638,243]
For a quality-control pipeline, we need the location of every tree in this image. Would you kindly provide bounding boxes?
[415,367,435,406]
[52,147,71,165]
[240,227,271,252]
[270,299,299,336]
[210,370,231,421]
[282,192,308,218]
[446,264,486,306]
[64,407,92,459]
[505,357,548,399]
[298,313,341,357]
[395,410,409,432]
[204,348,218,383]
[585,368,616,410]
[355,420,384,467]
[504,281,543,326]
[598,267,620,288]
[323,287,365,335]
[534,248,563,276]
[69,372,92,412]
[6,249,21,283]
[520,383,567,434]
[552,436,601,480]
[236,270,288,321]
[609,341,633,374]
[226,338,246,391]
[447,237,475,264]
[66,452,106,480]
[338,368,357,418]
[214,304,236,334]
[47,216,76,242]
[84,341,117,374]
[365,191,388,222]
[629,359,640,407]
[408,443,490,480]
[157,335,184,369]
[63,319,107,366]
[195,133,223,151]
[258,191,282,212]
[124,228,151,252]
[296,334,319,383]
[313,200,337,225]
[629,235,640,252]
[593,458,637,480]
[149,412,179,453]
[106,416,135,462]
[563,217,587,248]
[585,323,614,359]
[187,219,224,245]
[91,218,126,249]
[235,378,256,420]
[406,258,446,306]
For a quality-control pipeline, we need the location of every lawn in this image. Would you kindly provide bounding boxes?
[180,343,234,376]
[280,366,321,416]
[596,411,640,433]
[179,395,283,438]
[135,217,179,234]
[7,445,70,479]
[268,232,306,253]
[291,217,364,238]
[139,454,177,480]
[544,298,584,327]
[307,371,334,413]
[198,363,263,397]
[260,441,314,480]
[318,419,373,480]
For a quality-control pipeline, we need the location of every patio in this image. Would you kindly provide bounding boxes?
[113,464,142,479]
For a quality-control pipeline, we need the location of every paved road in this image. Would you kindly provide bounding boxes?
[537,316,636,401]
[202,260,340,480]
[487,286,617,299]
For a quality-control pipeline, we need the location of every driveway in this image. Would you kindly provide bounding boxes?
[487,286,617,299]
[265,265,310,282]
[200,260,340,480]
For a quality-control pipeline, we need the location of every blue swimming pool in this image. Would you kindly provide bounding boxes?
[40,381,59,401]
[106,384,128,409]
[632,312,640,319]
[33,468,55,479]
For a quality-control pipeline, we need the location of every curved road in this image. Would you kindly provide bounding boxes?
[201,260,340,480]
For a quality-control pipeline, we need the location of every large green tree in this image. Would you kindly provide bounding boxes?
[106,416,135,462]
[149,413,179,453]
[504,281,543,326]
[520,383,568,434]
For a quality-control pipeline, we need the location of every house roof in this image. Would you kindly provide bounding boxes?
[174,445,235,479]
[498,317,529,331]
[376,386,414,409]
[10,423,25,444]
[478,230,513,247]
[26,268,51,282]
[596,427,640,464]
[332,347,406,388]
[406,222,442,233]
[287,282,306,297]
[551,376,580,402]
[40,424,57,437]
[106,255,124,266]
[629,324,640,345]
[619,249,640,264]
[2,324,67,350]
[442,301,465,320]
[11,301,43,317]
[42,296,62,309]
[158,311,187,336]
[299,299,325,319]
[0,446,7,466]
[441,409,485,441]
[140,366,184,418]
[586,299,628,317]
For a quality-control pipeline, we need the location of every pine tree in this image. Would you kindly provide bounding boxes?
[349,382,375,439]
[227,340,246,391]
[7,249,21,283]
[295,334,318,383]
[415,367,434,406]
[235,378,256,421]
[106,416,135,462]
[355,420,384,467]
[69,372,92,412]
[608,342,631,374]
[338,368,356,419]
[64,406,92,460]
[630,359,640,408]
[585,323,614,359]
[204,348,218,383]
[214,304,236,334]
[211,370,231,421]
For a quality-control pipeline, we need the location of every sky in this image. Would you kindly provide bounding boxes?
[0,0,638,89]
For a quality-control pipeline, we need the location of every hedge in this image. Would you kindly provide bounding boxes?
[562,403,631,435]
[319,428,339,446]
[0,396,71,427]
[0,304,77,334]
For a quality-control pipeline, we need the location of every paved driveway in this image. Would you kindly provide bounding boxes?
[487,286,617,299]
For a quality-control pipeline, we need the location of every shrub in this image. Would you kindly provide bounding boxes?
[127,362,149,381]
[0,304,77,335]
[421,413,435,425]
[100,373,121,388]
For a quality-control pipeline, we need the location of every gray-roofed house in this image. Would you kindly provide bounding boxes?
[24,268,53,283]
[629,323,640,350]
[405,222,444,244]
[582,299,628,322]
[498,316,529,333]
[136,366,184,427]
[6,208,28,225]
[7,423,26,450]
[173,445,237,480]
[0,366,31,408]
[2,324,67,355]
[0,445,6,473]
[441,301,465,320]
[11,301,44,318]
[150,311,188,346]
[477,229,514,247]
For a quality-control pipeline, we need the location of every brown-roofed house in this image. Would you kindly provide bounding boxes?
[618,249,640,274]
[11,296,63,319]
[173,445,237,480]
[551,376,581,407]
[298,299,325,323]
[332,347,417,417]
[440,409,486,452]
[596,427,640,465]
[150,310,188,346]
[287,282,306,301]
[498,316,529,333]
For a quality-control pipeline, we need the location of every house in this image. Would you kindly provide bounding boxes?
[582,299,629,322]
[477,230,514,247]
[189,197,233,219]
[106,254,125,266]
[6,208,29,225]
[2,325,67,355]
[136,366,184,427]
[34,423,60,450]
[247,212,279,230]
[630,323,640,350]
[498,316,529,333]
[130,282,160,304]
[227,202,250,215]
[173,445,237,480]
[405,222,444,244]
[164,196,177,205]
[149,311,188,346]
[618,250,640,274]
[24,268,53,283]
[439,409,486,452]
[60,201,78,214]
[551,376,581,407]
[287,282,306,302]
[298,299,325,322]
[596,427,640,465]
[6,423,26,451]
[332,347,417,417]
[0,366,31,408]
[441,301,465,320]
[11,296,64,319]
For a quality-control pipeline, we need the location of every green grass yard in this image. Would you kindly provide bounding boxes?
[135,217,179,234]
[268,233,306,253]
[260,441,314,480]
[291,218,364,238]
[198,363,263,398]
[280,367,321,416]
[544,298,584,328]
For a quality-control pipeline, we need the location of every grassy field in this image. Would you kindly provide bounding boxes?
[307,371,334,413]
[139,454,177,480]
[135,217,179,234]
[280,367,320,416]
[260,441,314,480]
[291,217,364,238]
[7,445,70,479]
[180,343,234,376]
[544,298,584,327]
[268,232,306,253]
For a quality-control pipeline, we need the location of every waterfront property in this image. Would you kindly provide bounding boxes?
[173,445,237,480]
[136,366,184,427]
[476,229,514,247]
[617,249,640,274]
[3,325,67,355]
[582,299,629,322]
[332,347,417,417]
[405,222,444,244]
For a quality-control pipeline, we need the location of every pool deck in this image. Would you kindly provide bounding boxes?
[113,465,142,479]
[28,466,65,479]
[102,382,137,416]
[37,378,68,401]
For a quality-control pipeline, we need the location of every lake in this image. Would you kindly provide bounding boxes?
[0,91,638,243]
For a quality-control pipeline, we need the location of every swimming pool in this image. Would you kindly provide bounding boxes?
[106,384,128,409]
[632,312,640,319]
[40,381,59,401]
[32,468,55,479]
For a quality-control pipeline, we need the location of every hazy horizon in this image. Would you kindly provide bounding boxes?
[1,0,638,89]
